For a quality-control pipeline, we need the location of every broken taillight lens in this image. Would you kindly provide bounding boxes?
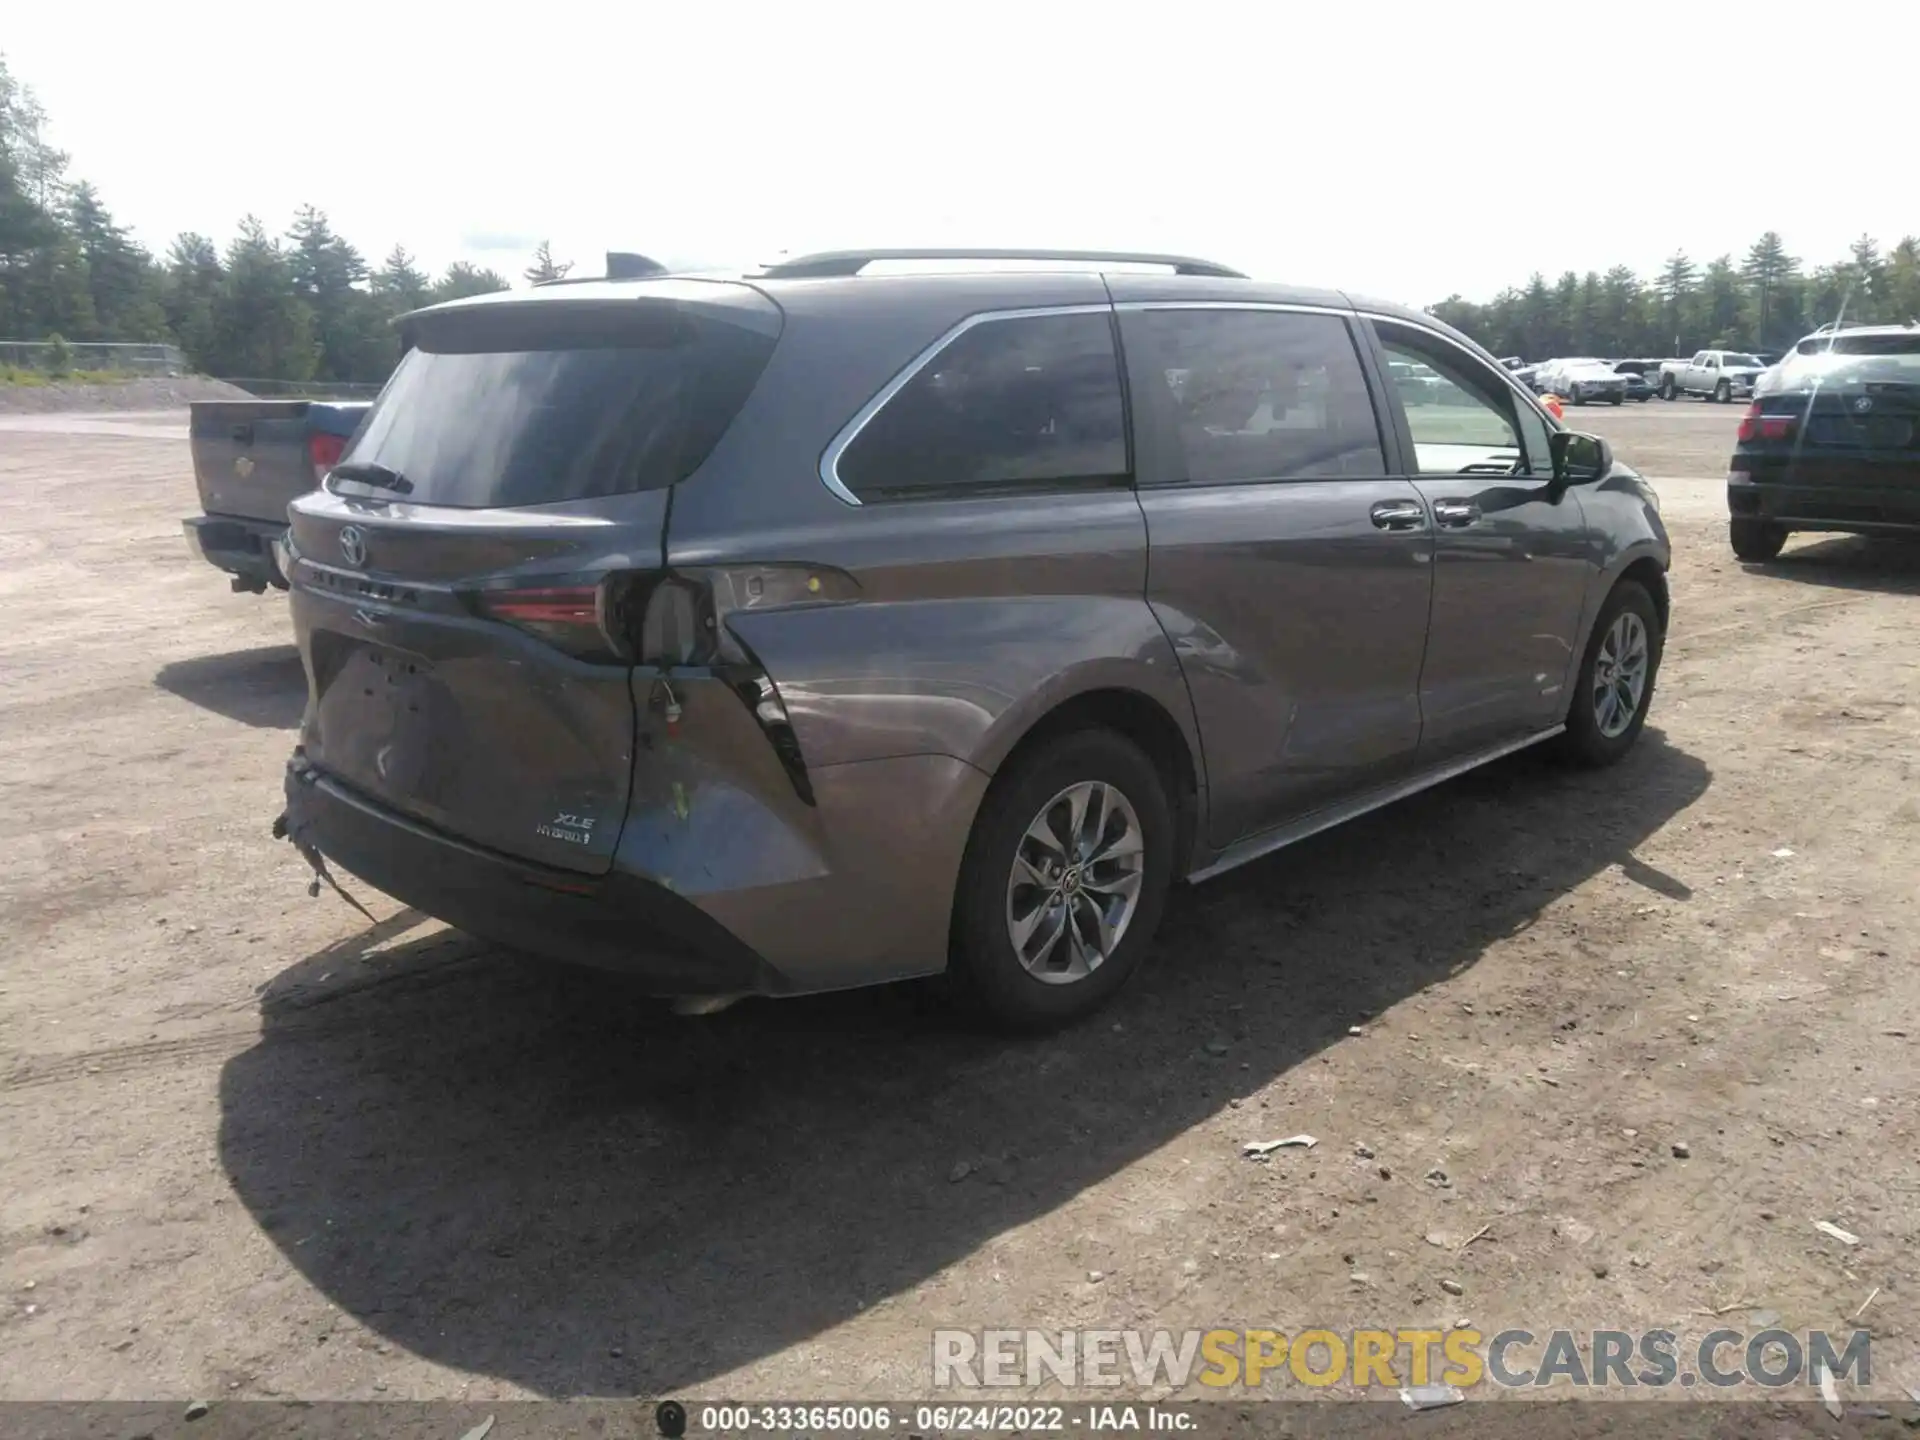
[469,583,621,661]
[466,564,860,671]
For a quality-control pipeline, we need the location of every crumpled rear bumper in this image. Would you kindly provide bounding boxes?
[280,758,786,995]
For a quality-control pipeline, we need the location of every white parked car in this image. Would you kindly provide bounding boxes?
[1535,358,1629,406]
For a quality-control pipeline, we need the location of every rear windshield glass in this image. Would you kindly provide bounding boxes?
[1778,333,1920,387]
[336,298,779,508]
[1720,353,1764,368]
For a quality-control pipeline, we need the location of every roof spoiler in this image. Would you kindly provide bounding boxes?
[605,251,668,280]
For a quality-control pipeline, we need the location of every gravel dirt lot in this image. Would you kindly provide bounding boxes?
[2,401,1916,1410]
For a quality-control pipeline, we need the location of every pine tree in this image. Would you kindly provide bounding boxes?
[434,261,511,302]
[373,245,431,311]
[1701,256,1744,346]
[1739,232,1797,348]
[1885,237,1920,325]
[1847,234,1884,309]
[286,205,377,381]
[162,232,224,370]
[1658,252,1696,352]
[523,240,571,285]
[209,216,317,381]
[0,56,69,209]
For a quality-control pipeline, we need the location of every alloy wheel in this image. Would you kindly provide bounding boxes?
[1592,611,1650,739]
[1005,781,1146,984]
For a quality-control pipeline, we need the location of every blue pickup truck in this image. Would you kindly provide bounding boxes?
[184,399,370,593]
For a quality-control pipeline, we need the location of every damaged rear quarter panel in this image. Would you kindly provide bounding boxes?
[616,667,989,988]
[715,489,1190,776]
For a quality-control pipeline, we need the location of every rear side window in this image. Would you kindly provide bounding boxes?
[835,312,1127,501]
[1780,332,1920,386]
[1129,309,1386,483]
[337,297,779,509]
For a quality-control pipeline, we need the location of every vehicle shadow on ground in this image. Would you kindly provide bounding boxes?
[217,732,1709,1397]
[154,645,306,729]
[1744,535,1920,596]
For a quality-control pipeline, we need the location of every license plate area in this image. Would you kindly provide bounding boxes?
[327,643,443,798]
[1808,416,1916,449]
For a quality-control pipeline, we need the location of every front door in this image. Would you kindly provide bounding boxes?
[1120,303,1435,847]
[1363,318,1597,759]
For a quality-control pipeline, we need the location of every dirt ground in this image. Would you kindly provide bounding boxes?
[1,400,1916,1409]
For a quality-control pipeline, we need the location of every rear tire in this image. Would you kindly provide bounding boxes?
[1715,379,1732,403]
[1555,580,1663,769]
[1609,394,1624,406]
[1571,384,1587,406]
[1659,376,1677,400]
[948,729,1174,1031]
[1730,517,1788,562]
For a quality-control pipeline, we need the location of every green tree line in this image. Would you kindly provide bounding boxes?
[1431,232,1920,362]
[0,54,545,384]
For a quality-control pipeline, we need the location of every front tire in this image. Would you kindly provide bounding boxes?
[1609,393,1624,405]
[1556,580,1663,768]
[1730,517,1788,562]
[949,729,1174,1030]
[1714,379,1732,403]
[1570,383,1587,406]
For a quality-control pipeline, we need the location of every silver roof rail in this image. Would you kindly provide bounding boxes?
[758,248,1246,280]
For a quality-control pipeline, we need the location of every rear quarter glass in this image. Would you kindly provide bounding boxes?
[338,290,782,509]
[1778,334,1920,389]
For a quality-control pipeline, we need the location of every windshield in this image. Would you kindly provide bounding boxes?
[1721,353,1764,368]
[1775,333,1920,388]
[337,297,779,509]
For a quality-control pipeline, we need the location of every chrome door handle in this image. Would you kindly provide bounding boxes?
[1369,499,1427,531]
[1433,499,1482,528]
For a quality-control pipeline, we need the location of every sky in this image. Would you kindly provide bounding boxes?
[6,1,1913,305]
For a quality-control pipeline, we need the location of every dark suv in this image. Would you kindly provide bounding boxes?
[1727,323,1920,560]
[276,248,1671,1029]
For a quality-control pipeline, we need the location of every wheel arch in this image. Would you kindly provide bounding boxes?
[975,677,1205,880]
[1618,554,1670,633]
[1559,542,1670,708]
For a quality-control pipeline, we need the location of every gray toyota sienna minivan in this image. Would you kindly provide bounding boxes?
[276,248,1670,1029]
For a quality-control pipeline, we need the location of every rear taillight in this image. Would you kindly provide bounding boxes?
[309,432,346,485]
[1736,403,1796,444]
[471,584,619,660]
[632,565,861,668]
[467,563,858,671]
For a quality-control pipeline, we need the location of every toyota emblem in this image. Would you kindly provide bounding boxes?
[1853,395,1875,414]
[338,525,367,568]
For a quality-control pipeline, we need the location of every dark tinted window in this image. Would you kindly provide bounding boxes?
[1135,310,1385,483]
[337,298,779,508]
[836,312,1127,500]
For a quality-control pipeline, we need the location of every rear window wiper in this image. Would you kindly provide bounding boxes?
[329,460,413,495]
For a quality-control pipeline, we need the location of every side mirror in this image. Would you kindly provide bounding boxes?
[1550,430,1612,484]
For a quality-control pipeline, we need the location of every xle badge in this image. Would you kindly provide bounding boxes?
[537,812,596,846]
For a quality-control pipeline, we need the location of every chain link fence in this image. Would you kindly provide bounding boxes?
[0,340,189,375]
